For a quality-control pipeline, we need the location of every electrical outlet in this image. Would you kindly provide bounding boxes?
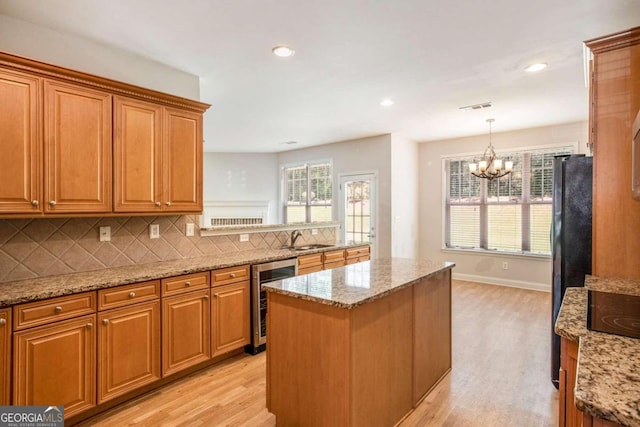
[311,228,318,235]
[185,223,195,237]
[502,262,509,270]
[99,226,111,242]
[239,233,249,242]
[149,224,160,239]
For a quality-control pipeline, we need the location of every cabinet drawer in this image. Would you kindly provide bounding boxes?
[98,280,160,310]
[13,292,97,331]
[211,265,250,287]
[346,255,370,265]
[323,249,345,263]
[298,265,324,276]
[324,260,346,270]
[298,253,323,269]
[161,272,210,297]
[345,246,370,259]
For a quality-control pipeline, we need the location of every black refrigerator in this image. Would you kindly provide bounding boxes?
[550,154,593,388]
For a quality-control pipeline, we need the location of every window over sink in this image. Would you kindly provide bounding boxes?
[282,161,333,224]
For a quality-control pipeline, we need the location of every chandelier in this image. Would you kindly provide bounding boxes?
[469,119,513,180]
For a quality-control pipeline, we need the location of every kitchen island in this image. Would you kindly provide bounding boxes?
[263,258,455,427]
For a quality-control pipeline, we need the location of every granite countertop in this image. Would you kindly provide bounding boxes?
[0,244,363,308]
[262,258,455,309]
[554,275,640,426]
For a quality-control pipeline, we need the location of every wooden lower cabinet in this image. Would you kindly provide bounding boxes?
[13,314,96,418]
[162,290,211,376]
[0,309,10,405]
[98,301,160,403]
[346,245,371,264]
[211,281,250,357]
[559,337,580,427]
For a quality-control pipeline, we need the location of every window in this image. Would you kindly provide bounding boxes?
[444,147,572,255]
[283,161,332,223]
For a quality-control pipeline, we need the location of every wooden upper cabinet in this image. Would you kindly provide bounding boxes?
[44,80,112,213]
[114,96,162,212]
[114,98,203,213]
[163,107,203,212]
[0,68,41,213]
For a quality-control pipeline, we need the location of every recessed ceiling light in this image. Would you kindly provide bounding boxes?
[525,63,547,73]
[272,45,295,57]
[380,98,394,107]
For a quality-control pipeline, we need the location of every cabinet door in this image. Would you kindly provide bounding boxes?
[44,80,112,213]
[212,281,250,357]
[0,309,10,405]
[13,314,96,418]
[163,107,202,212]
[0,69,41,213]
[114,96,163,212]
[162,290,210,376]
[561,337,581,427]
[98,301,160,403]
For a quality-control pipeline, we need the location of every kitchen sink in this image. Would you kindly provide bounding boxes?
[291,244,336,251]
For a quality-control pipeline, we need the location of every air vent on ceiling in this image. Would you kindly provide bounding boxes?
[459,102,493,111]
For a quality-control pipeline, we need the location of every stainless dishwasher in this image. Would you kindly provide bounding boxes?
[247,258,297,354]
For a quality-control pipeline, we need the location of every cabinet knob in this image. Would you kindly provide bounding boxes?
[54,306,63,313]
[129,292,136,298]
[185,281,191,287]
[155,201,161,207]
[31,200,39,207]
[165,201,171,207]
[204,294,209,300]
[213,293,219,298]
[102,319,109,325]
[229,273,236,278]
[49,200,57,207]
[0,318,6,326]
[86,323,93,329]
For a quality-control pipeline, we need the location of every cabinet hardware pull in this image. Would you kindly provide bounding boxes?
[129,292,136,298]
[102,319,109,325]
[165,201,171,207]
[31,200,39,207]
[214,293,219,298]
[49,200,56,207]
[0,319,6,326]
[86,323,93,329]
[54,306,63,313]
[185,281,191,287]
[204,294,209,299]
[230,273,236,278]
[155,201,161,207]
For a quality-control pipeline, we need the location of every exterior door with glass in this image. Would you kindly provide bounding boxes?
[340,173,376,256]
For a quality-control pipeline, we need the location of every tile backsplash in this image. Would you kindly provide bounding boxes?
[0,216,336,283]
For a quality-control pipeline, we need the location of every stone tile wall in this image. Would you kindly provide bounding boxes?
[0,216,336,283]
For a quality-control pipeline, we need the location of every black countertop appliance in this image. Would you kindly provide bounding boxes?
[550,154,593,388]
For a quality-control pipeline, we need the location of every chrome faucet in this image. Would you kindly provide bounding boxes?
[290,230,302,248]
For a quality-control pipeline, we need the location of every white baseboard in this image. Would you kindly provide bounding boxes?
[452,272,550,293]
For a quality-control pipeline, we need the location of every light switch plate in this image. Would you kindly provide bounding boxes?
[99,226,111,242]
[149,224,160,239]
[239,233,249,242]
[185,223,195,237]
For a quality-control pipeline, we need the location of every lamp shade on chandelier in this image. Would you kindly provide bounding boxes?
[469,119,513,180]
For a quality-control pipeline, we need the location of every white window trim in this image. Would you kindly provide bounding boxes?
[280,158,334,224]
[440,143,576,257]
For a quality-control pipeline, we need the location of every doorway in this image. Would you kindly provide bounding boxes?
[339,173,376,257]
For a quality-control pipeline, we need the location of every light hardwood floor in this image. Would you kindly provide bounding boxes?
[79,280,557,426]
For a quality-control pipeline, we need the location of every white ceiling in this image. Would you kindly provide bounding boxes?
[1,1,639,153]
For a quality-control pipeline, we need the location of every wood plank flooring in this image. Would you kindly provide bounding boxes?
[78,280,557,426]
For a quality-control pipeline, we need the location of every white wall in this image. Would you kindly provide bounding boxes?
[418,121,589,291]
[0,14,200,99]
[203,152,279,223]
[277,135,393,258]
[391,135,419,258]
